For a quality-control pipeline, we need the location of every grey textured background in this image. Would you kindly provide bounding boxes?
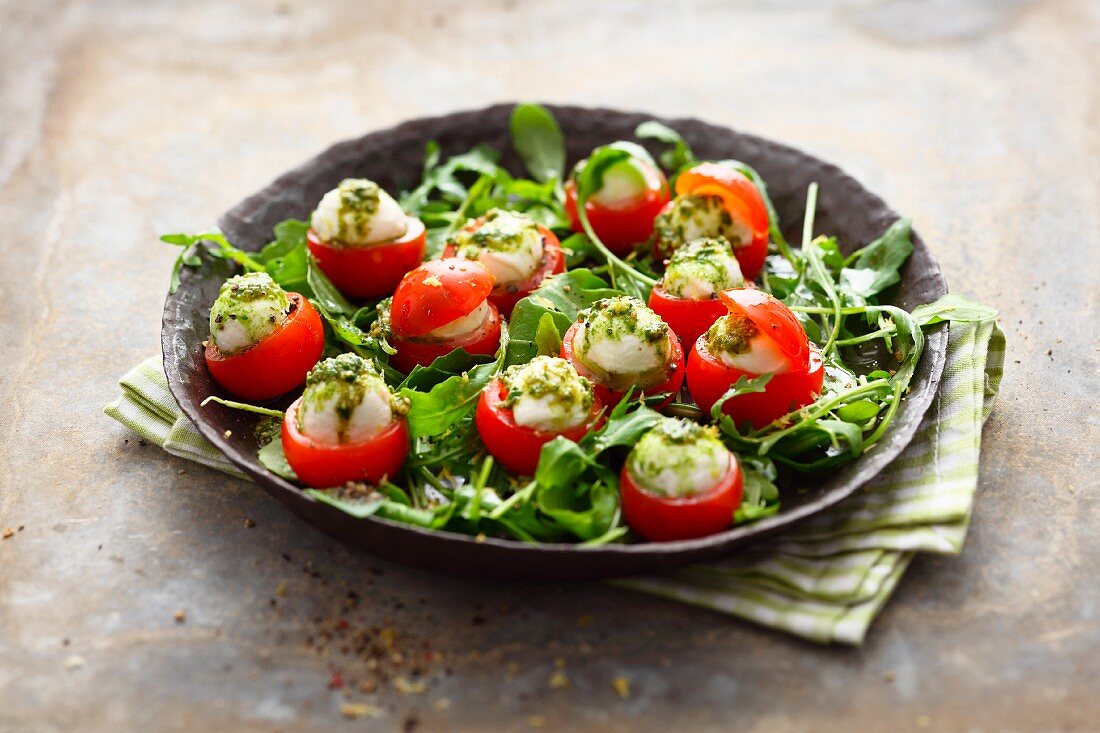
[1,1,1097,731]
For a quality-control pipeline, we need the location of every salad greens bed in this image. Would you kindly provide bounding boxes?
[164,104,995,545]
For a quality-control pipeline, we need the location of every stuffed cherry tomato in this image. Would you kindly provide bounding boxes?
[560,296,684,409]
[565,148,670,255]
[687,289,824,428]
[388,258,501,373]
[620,418,743,542]
[281,354,410,488]
[306,178,427,299]
[476,356,603,476]
[648,237,745,348]
[204,272,324,401]
[652,162,769,280]
[442,209,564,315]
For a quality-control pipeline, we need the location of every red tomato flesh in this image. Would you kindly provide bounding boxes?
[389,301,502,374]
[475,378,604,476]
[204,293,324,402]
[390,258,495,339]
[281,398,409,489]
[442,223,565,316]
[620,451,743,542]
[560,321,684,410]
[307,217,427,300]
[647,284,729,353]
[565,158,670,255]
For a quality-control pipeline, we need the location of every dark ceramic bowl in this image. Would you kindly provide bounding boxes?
[162,103,947,581]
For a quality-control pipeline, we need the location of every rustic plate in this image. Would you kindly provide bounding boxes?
[162,103,948,581]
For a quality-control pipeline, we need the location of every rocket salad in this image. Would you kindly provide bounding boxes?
[164,103,995,545]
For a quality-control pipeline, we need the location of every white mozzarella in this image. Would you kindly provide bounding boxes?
[716,333,792,375]
[425,300,490,340]
[511,393,588,432]
[298,382,393,445]
[311,179,408,245]
[577,322,664,374]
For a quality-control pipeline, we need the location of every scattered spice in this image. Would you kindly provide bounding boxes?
[393,676,427,694]
[548,670,570,690]
[244,518,256,528]
[527,716,547,728]
[275,581,287,596]
[432,698,451,712]
[63,655,86,670]
[339,702,382,720]
[2,528,13,540]
[329,671,344,689]
[612,676,631,699]
[576,614,595,627]
[173,610,186,623]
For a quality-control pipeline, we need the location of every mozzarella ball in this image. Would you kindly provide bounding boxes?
[502,356,594,432]
[653,194,752,257]
[662,237,744,300]
[591,157,661,209]
[627,418,731,498]
[208,272,290,356]
[425,300,491,340]
[450,209,544,285]
[296,354,406,446]
[311,178,408,246]
[705,314,791,375]
[574,296,672,389]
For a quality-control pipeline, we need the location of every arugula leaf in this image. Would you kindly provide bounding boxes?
[912,294,999,326]
[306,255,356,316]
[509,103,566,184]
[258,218,310,292]
[534,312,564,356]
[839,219,914,299]
[735,456,780,523]
[400,350,494,392]
[635,120,696,172]
[258,439,297,481]
[710,373,773,422]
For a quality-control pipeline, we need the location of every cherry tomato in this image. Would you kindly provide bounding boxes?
[389,302,501,374]
[647,284,729,352]
[559,321,684,410]
[475,378,604,476]
[307,217,427,300]
[718,288,809,366]
[620,452,743,542]
[688,336,824,429]
[390,258,495,338]
[659,162,770,280]
[442,223,565,316]
[281,398,409,489]
[565,157,670,255]
[204,293,324,401]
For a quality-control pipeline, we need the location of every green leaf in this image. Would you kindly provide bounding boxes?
[912,294,999,327]
[839,219,914,298]
[306,487,386,519]
[258,439,297,481]
[710,373,774,422]
[590,405,663,453]
[400,350,495,391]
[306,255,356,316]
[835,399,882,423]
[635,120,696,172]
[534,312,564,356]
[734,456,780,523]
[258,219,310,292]
[509,103,565,183]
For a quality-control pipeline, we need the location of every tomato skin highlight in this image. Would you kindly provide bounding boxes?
[647,284,729,353]
[390,258,495,338]
[687,336,825,429]
[564,160,670,255]
[658,163,770,280]
[306,217,427,300]
[442,224,565,316]
[281,398,409,489]
[475,378,604,476]
[559,321,684,410]
[389,302,502,374]
[204,293,324,402]
[620,452,743,542]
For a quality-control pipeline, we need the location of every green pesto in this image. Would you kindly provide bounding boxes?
[208,272,289,345]
[652,193,740,258]
[333,178,382,243]
[662,237,744,299]
[451,208,541,257]
[705,313,758,356]
[576,296,670,350]
[501,356,594,413]
[298,354,408,440]
[627,417,730,498]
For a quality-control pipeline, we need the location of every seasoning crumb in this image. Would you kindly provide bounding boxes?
[883,671,895,683]
[340,702,382,720]
[173,610,186,623]
[244,518,256,528]
[329,671,344,689]
[612,676,631,699]
[432,698,451,712]
[527,716,547,728]
[507,661,520,677]
[576,614,595,627]
[275,581,287,596]
[548,670,570,690]
[223,430,233,439]
[553,657,566,669]
[63,655,86,670]
[394,676,427,694]
[916,715,931,728]
[2,528,13,540]
[360,679,377,694]
[474,533,487,544]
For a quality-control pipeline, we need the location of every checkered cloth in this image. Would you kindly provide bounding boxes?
[105,321,1004,644]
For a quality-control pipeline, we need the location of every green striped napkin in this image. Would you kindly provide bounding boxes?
[105,320,1004,645]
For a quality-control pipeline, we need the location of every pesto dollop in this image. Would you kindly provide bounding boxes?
[452,209,541,255]
[626,418,731,498]
[501,356,594,431]
[652,193,751,258]
[208,272,290,355]
[662,237,744,300]
[297,354,408,445]
[574,296,672,390]
[310,178,407,246]
[704,313,758,357]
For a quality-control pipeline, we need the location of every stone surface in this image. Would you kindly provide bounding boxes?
[1,1,1097,731]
